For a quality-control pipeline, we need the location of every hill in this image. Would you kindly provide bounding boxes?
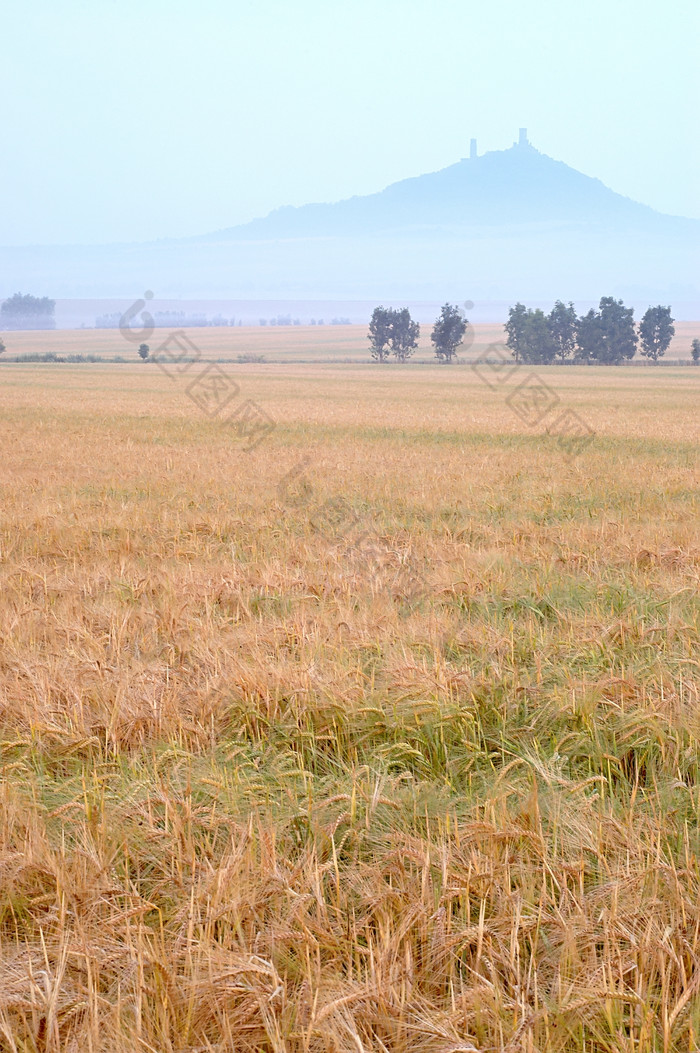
[203,136,689,240]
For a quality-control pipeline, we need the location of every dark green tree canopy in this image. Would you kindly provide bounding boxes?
[505,297,643,365]
[596,297,638,364]
[505,303,556,364]
[574,308,605,363]
[574,299,637,364]
[389,307,420,362]
[548,300,577,361]
[368,306,392,362]
[519,308,557,364]
[431,303,468,363]
[639,305,675,361]
[368,306,419,362]
[504,303,529,362]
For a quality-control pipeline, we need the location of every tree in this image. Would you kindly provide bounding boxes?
[520,308,557,364]
[597,297,637,364]
[431,303,468,363]
[548,300,577,361]
[0,292,56,330]
[389,307,420,362]
[691,338,700,365]
[369,306,419,362]
[639,305,675,362]
[504,304,556,364]
[577,297,637,364]
[504,302,528,362]
[0,337,5,356]
[575,308,603,363]
[368,306,392,362]
[138,343,150,360]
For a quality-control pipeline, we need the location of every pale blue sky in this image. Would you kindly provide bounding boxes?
[3,0,698,245]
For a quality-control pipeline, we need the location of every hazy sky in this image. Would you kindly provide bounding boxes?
[3,0,699,245]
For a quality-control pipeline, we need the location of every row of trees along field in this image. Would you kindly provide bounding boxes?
[369,304,471,363]
[369,300,700,364]
[507,299,677,364]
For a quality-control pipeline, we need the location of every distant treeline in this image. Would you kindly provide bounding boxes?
[95,311,242,329]
[1,292,56,330]
[259,316,301,326]
[93,312,354,329]
[9,352,127,363]
[259,317,351,326]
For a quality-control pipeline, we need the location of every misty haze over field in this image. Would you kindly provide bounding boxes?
[1,134,698,315]
[1,1,697,317]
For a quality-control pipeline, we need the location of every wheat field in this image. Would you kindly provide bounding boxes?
[0,357,699,1051]
[2,319,699,363]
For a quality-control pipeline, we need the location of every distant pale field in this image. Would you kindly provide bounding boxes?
[0,363,699,1050]
[3,318,699,361]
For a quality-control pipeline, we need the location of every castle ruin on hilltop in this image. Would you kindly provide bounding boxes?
[464,128,531,162]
